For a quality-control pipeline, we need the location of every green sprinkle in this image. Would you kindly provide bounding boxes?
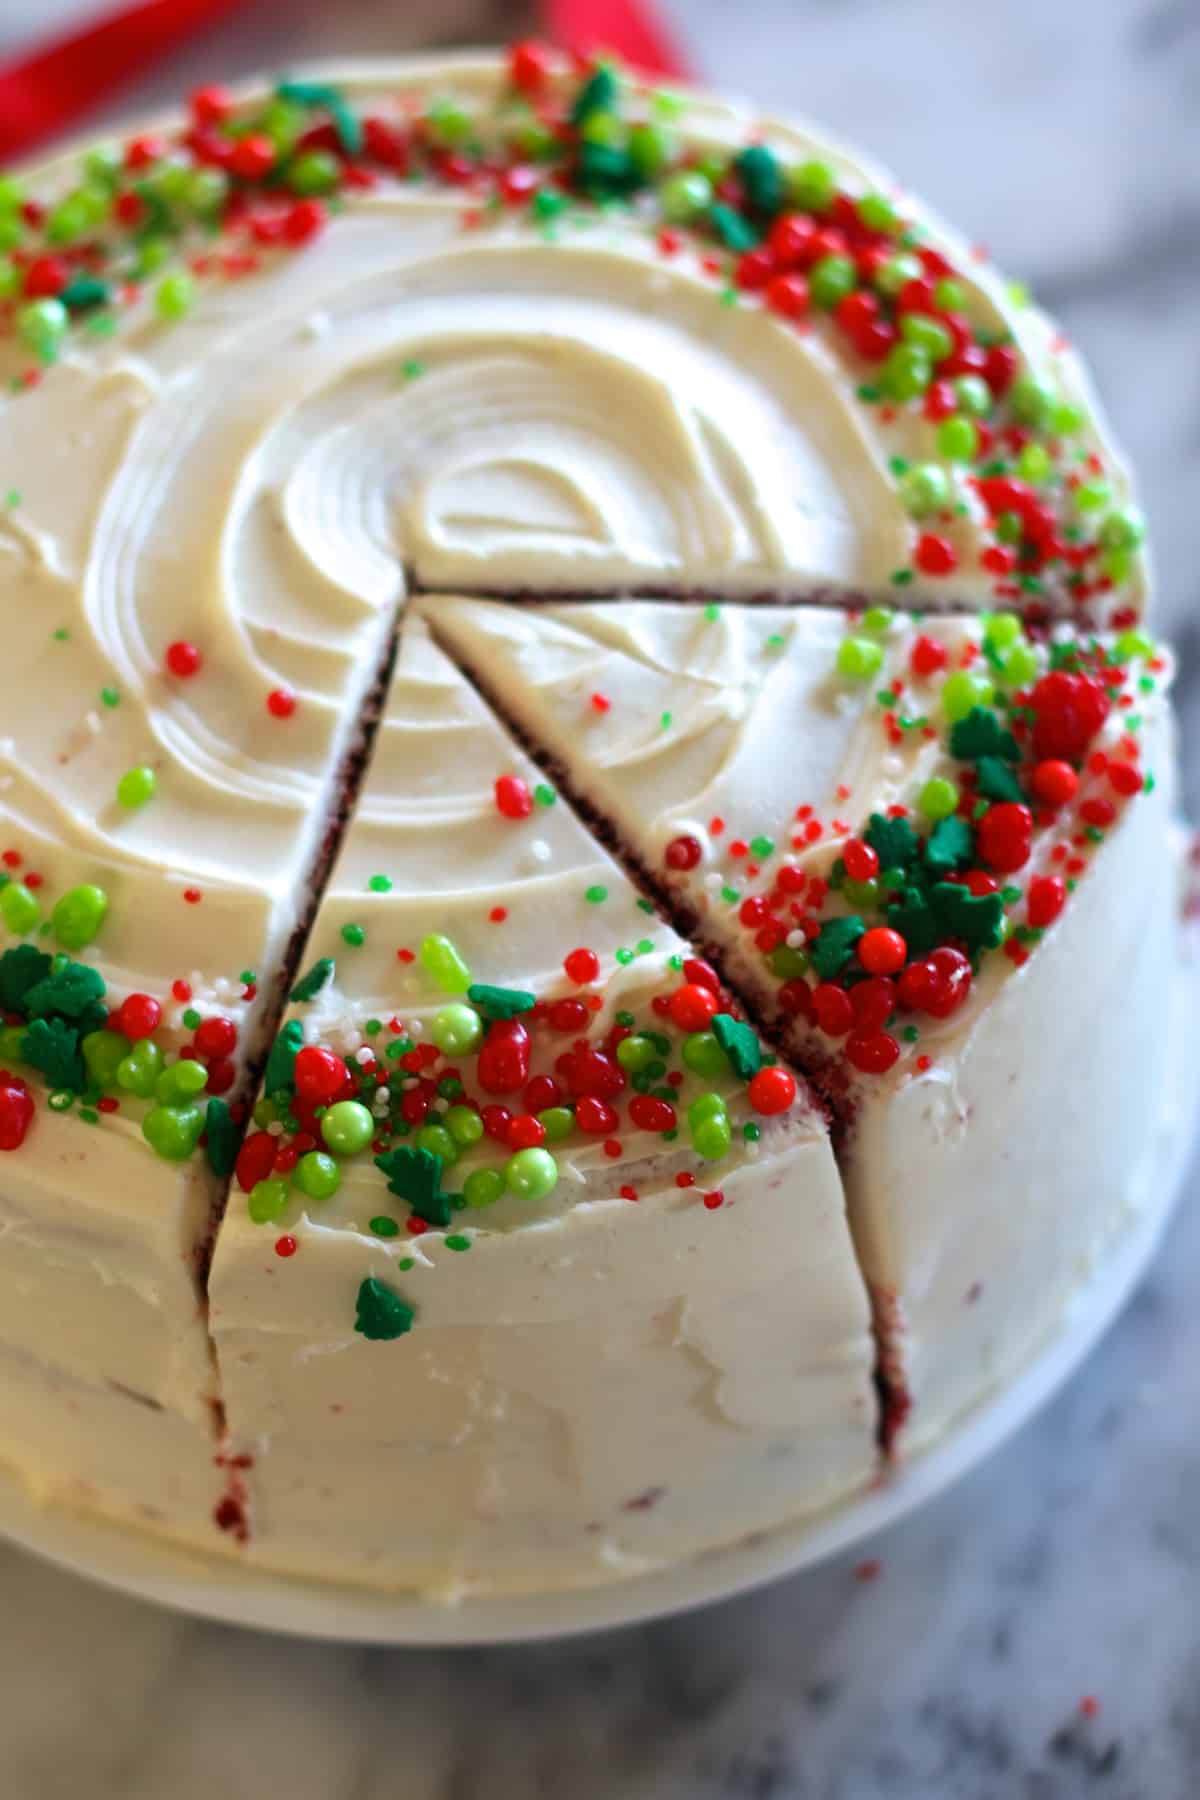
[749,836,775,860]
[444,1233,471,1252]
[341,922,366,947]
[660,710,673,730]
[100,686,120,708]
[367,874,392,893]
[533,783,556,807]
[116,765,156,810]
[585,885,608,904]
[721,885,740,905]
[182,1007,201,1030]
[369,1215,400,1238]
[354,1276,414,1341]
[290,957,333,1002]
[704,603,720,621]
[401,357,426,380]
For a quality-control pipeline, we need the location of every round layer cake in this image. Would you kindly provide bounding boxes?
[0,46,1178,1599]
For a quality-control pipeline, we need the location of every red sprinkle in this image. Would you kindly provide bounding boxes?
[274,1235,298,1258]
[266,688,296,720]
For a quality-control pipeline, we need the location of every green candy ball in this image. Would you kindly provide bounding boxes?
[463,1166,505,1209]
[900,463,951,519]
[248,1177,291,1224]
[294,1151,341,1201]
[430,1002,483,1056]
[941,670,993,722]
[692,1115,732,1160]
[659,169,712,223]
[52,883,108,949]
[616,1033,656,1072]
[505,1147,558,1200]
[155,273,195,321]
[81,1028,129,1090]
[537,1105,575,1141]
[142,1103,204,1162]
[116,765,157,809]
[289,150,340,195]
[321,1099,374,1156]
[681,1031,728,1077]
[444,1104,484,1147]
[117,1039,162,1097]
[836,635,884,680]
[417,1123,458,1166]
[809,253,856,310]
[0,882,39,935]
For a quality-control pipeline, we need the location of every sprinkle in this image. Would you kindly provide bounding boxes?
[368,874,392,893]
[99,687,120,708]
[585,885,608,904]
[275,1235,298,1258]
[266,688,296,719]
[341,922,366,947]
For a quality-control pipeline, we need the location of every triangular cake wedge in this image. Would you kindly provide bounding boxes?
[208,616,876,1597]
[0,336,397,1552]
[429,595,1179,1454]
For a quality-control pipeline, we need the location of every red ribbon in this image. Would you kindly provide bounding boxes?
[0,0,247,164]
[0,0,690,167]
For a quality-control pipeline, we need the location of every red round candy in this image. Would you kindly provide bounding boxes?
[523,1074,562,1113]
[548,996,589,1033]
[495,774,533,819]
[1026,875,1066,929]
[1029,671,1111,762]
[24,256,69,299]
[1030,759,1078,807]
[266,688,296,719]
[1080,795,1116,829]
[205,1058,236,1095]
[235,1129,277,1193]
[747,1066,797,1115]
[910,635,949,678]
[898,946,972,1019]
[977,802,1033,873]
[845,1031,901,1075]
[764,272,811,319]
[563,947,600,985]
[735,248,775,291]
[669,983,719,1032]
[914,534,958,577]
[293,1045,350,1104]
[165,640,201,678]
[229,134,276,181]
[507,1113,545,1150]
[0,1075,33,1151]
[477,1018,531,1095]
[812,983,854,1038]
[858,927,907,976]
[664,834,703,872]
[767,212,817,267]
[283,199,327,244]
[190,83,234,126]
[116,992,161,1041]
[629,1094,677,1132]
[1108,761,1143,797]
[842,839,879,884]
[778,978,815,1020]
[561,1042,625,1100]
[509,37,554,91]
[682,956,721,993]
[193,1015,237,1061]
[849,976,897,1034]
[481,1103,513,1141]
[575,1094,617,1135]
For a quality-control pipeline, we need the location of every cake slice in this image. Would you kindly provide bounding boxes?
[207,614,877,1596]
[428,595,1179,1454]
[0,322,397,1549]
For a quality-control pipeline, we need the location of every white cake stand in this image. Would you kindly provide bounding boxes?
[3,943,1197,1644]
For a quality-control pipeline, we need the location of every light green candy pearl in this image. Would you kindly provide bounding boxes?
[837,636,884,680]
[294,1151,341,1200]
[918,777,959,821]
[505,1147,558,1200]
[659,169,712,222]
[248,1177,291,1224]
[0,882,39,934]
[142,1103,204,1162]
[52,883,108,949]
[682,1031,728,1077]
[982,611,1023,651]
[155,1059,207,1104]
[117,1039,162,1097]
[419,933,472,995]
[999,643,1040,688]
[900,463,951,519]
[81,1028,129,1090]
[430,1002,483,1055]
[537,1106,575,1141]
[464,1167,505,1209]
[941,670,993,722]
[321,1100,375,1156]
[616,1033,656,1072]
[417,1123,458,1166]
[444,1104,484,1147]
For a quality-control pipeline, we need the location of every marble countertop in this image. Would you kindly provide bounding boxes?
[3,1,1200,1794]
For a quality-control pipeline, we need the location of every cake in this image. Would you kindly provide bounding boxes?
[0,45,1177,1598]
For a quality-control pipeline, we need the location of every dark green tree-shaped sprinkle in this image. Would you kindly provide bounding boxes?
[712,1013,762,1080]
[948,706,1020,764]
[924,815,974,874]
[0,944,52,1012]
[467,983,536,1020]
[810,914,867,981]
[290,957,334,1003]
[354,1277,414,1342]
[23,959,107,1030]
[20,1017,85,1092]
[374,1145,451,1226]
[865,812,920,871]
[975,755,1027,804]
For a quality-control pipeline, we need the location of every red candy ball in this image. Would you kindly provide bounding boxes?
[293,1044,350,1104]
[858,927,907,976]
[495,774,533,820]
[898,946,972,1019]
[977,802,1034,873]
[165,640,201,678]
[664,834,703,872]
[910,635,949,678]
[1029,671,1111,763]
[668,983,718,1033]
[563,947,600,985]
[1030,759,1078,807]
[747,1066,797,1115]
[193,1015,237,1061]
[845,1031,901,1075]
[116,992,161,1041]
[1026,875,1066,929]
[842,839,879,883]
[0,1075,33,1151]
